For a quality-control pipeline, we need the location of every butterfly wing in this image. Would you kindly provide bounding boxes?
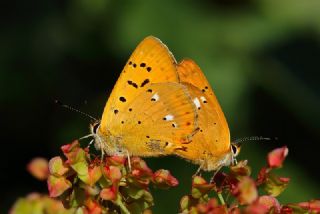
[106,82,198,156]
[98,37,198,156]
[176,59,231,170]
[100,36,179,132]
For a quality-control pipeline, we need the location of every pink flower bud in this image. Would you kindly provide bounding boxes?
[27,157,49,181]
[267,146,288,168]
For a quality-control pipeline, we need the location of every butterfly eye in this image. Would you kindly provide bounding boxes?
[231,144,240,157]
[92,122,100,134]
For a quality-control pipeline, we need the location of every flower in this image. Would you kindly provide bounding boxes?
[267,146,288,168]
[27,157,49,181]
[11,143,320,213]
[47,141,179,213]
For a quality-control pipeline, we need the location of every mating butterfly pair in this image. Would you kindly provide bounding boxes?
[90,36,240,171]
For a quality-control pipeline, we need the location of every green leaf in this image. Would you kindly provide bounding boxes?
[180,195,191,211]
[71,161,89,184]
[263,173,290,197]
[49,156,69,176]
[125,186,145,200]
[48,175,72,197]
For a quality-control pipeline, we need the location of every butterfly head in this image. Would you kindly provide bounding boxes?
[231,142,241,157]
[230,142,241,165]
[89,120,103,151]
[90,121,101,136]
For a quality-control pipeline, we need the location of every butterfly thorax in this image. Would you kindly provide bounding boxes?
[201,142,241,171]
[202,151,233,171]
[93,127,127,156]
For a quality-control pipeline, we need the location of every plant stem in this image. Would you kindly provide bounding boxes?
[115,194,130,214]
[218,192,225,205]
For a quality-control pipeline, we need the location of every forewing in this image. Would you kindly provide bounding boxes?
[108,82,198,156]
[100,36,179,132]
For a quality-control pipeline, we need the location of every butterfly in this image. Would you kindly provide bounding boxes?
[91,36,199,158]
[90,36,240,172]
[175,59,240,171]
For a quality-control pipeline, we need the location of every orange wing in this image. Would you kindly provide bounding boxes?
[108,82,198,156]
[100,36,179,133]
[176,59,231,171]
[97,37,198,157]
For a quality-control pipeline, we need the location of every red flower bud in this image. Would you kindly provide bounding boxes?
[233,176,258,205]
[100,187,117,201]
[153,169,179,188]
[27,157,49,181]
[267,146,288,168]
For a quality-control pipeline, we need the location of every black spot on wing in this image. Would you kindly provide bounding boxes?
[119,97,126,102]
[127,80,138,88]
[140,63,146,67]
[140,79,150,87]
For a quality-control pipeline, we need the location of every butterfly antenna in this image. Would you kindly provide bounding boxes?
[233,136,278,144]
[55,99,98,121]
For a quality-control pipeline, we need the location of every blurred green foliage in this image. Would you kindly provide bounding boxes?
[1,0,320,213]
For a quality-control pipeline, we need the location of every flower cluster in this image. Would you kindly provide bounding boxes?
[12,140,178,214]
[10,193,74,214]
[179,146,320,213]
[10,144,320,214]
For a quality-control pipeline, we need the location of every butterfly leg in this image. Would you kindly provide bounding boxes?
[209,165,223,183]
[192,161,204,177]
[95,135,105,162]
[100,145,105,162]
[232,157,238,166]
[79,133,94,140]
[86,139,94,150]
[126,150,132,172]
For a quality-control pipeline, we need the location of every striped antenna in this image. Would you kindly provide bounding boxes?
[233,136,278,144]
[54,99,98,121]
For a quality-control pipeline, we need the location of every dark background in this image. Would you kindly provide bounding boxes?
[1,0,319,213]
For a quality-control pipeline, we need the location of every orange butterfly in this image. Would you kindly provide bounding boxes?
[176,59,240,171]
[91,36,240,171]
[91,36,198,158]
